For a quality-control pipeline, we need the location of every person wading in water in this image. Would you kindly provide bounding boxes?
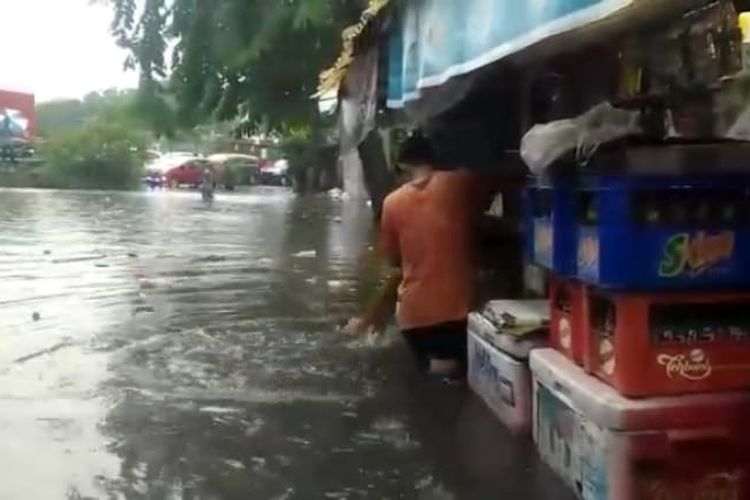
[346,134,498,379]
[201,167,215,201]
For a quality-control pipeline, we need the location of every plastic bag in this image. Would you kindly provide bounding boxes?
[520,102,640,175]
[520,120,580,176]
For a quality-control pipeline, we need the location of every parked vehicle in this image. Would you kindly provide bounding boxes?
[259,157,291,186]
[208,153,260,188]
[143,171,167,188]
[166,158,214,188]
[143,151,195,187]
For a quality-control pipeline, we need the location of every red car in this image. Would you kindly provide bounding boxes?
[166,159,214,188]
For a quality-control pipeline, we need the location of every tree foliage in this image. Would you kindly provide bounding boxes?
[37,89,145,138]
[42,121,147,190]
[109,0,364,133]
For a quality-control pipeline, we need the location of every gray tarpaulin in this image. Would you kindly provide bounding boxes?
[339,47,379,155]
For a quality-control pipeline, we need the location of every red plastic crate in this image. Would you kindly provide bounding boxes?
[549,275,586,366]
[583,289,750,397]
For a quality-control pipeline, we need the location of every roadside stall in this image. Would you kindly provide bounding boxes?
[321,1,750,498]
[520,3,750,498]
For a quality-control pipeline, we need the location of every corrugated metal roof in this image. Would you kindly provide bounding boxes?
[315,0,390,98]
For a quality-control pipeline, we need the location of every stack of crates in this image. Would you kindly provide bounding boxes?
[524,173,750,499]
[525,177,583,362]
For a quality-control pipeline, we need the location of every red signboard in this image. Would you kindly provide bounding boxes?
[0,90,36,140]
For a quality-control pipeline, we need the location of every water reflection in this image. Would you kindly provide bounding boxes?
[0,188,570,499]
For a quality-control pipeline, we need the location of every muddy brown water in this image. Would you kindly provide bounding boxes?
[0,188,571,500]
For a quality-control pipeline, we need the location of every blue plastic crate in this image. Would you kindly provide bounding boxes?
[575,174,750,290]
[525,178,577,276]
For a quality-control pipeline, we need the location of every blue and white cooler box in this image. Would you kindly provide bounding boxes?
[531,349,750,500]
[468,300,548,435]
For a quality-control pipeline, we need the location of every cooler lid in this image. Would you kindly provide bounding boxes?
[468,312,547,360]
[482,300,549,331]
[530,349,750,432]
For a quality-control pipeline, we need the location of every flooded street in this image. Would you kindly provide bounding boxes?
[0,188,570,500]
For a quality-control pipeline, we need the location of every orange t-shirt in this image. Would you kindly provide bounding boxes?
[380,171,480,330]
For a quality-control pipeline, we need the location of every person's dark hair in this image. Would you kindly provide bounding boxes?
[397,133,436,167]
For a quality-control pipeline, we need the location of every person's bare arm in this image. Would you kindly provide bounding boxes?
[356,268,400,333]
[343,196,401,335]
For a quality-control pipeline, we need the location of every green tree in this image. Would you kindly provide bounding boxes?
[108,0,363,131]
[37,89,147,138]
[36,99,89,137]
[42,121,147,190]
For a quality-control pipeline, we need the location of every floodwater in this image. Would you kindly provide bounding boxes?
[0,188,571,500]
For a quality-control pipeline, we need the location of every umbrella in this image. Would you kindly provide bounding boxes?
[0,108,29,139]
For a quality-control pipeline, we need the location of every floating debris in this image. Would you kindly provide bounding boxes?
[293,250,317,259]
[52,255,106,264]
[222,459,245,470]
[14,340,74,364]
[192,255,227,263]
[137,278,157,290]
[133,305,155,315]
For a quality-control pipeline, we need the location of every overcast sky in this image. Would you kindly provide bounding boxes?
[1,0,138,102]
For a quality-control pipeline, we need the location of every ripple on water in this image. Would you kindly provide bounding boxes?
[0,189,572,499]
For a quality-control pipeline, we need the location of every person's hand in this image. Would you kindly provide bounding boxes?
[340,317,372,336]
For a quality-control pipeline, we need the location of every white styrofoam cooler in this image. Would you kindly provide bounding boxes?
[530,348,750,500]
[467,306,546,435]
[469,300,548,359]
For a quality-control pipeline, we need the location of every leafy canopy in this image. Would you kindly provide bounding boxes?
[109,0,363,133]
[37,89,144,138]
[42,120,147,190]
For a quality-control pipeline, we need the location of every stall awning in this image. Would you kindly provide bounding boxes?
[315,0,390,98]
[387,0,702,108]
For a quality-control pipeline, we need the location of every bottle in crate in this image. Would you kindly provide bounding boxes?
[575,174,750,290]
[549,274,586,366]
[582,287,750,397]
